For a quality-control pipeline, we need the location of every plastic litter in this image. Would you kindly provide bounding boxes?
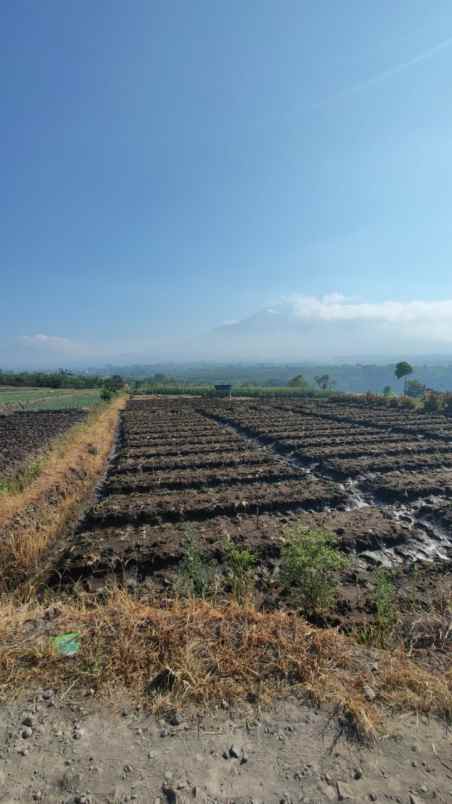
[51,631,81,656]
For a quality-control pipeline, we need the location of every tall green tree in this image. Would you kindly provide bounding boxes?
[394,361,413,393]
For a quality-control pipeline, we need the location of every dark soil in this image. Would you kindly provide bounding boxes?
[47,397,451,673]
[0,410,86,479]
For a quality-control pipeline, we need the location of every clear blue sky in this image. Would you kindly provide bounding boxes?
[2,0,452,365]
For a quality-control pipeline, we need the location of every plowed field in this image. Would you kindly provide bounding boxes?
[0,409,87,480]
[54,397,451,664]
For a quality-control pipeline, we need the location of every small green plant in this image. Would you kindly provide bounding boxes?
[357,569,398,647]
[374,568,397,631]
[223,537,256,602]
[177,529,214,598]
[280,526,348,614]
[100,387,113,402]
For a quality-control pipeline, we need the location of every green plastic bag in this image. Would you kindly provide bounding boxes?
[51,631,81,657]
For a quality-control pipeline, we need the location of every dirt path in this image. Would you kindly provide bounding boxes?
[1,695,451,803]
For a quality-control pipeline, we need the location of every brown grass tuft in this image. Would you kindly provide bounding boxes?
[0,590,450,735]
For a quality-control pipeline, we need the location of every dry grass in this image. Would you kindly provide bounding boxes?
[0,590,450,738]
[0,396,124,594]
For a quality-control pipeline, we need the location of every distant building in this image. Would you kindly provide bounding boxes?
[214,383,232,398]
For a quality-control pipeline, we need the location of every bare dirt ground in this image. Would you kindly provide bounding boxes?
[1,693,451,803]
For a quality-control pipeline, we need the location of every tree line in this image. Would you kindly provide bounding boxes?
[0,369,124,391]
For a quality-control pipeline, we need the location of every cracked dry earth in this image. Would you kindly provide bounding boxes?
[0,693,451,803]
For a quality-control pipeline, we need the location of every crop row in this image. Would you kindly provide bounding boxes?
[87,477,347,527]
[110,449,272,475]
[103,460,306,495]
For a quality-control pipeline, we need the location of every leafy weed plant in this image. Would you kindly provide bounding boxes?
[177,529,216,599]
[223,537,256,602]
[280,526,348,615]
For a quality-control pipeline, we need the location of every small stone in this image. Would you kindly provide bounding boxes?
[22,714,34,727]
[42,689,54,700]
[409,796,423,804]
[169,711,184,727]
[353,767,363,780]
[363,685,376,702]
[21,727,33,739]
[337,781,354,800]
[229,744,241,759]
[240,751,249,765]
[369,796,378,802]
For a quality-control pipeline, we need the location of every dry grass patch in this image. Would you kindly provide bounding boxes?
[0,396,124,594]
[0,591,450,738]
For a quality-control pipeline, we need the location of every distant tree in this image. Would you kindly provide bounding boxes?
[394,361,413,381]
[288,373,309,388]
[103,374,125,392]
[394,361,413,393]
[314,374,335,391]
[383,385,392,397]
[405,379,426,399]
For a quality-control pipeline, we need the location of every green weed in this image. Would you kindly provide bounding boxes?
[280,525,348,615]
[223,537,256,602]
[177,529,215,599]
[358,568,398,647]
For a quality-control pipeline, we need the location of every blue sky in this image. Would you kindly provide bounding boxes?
[2,0,452,365]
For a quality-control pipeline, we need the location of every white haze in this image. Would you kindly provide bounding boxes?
[6,294,452,367]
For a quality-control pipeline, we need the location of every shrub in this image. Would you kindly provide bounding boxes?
[223,537,256,602]
[423,393,443,414]
[280,526,348,614]
[177,529,215,598]
[100,388,113,402]
[288,373,309,389]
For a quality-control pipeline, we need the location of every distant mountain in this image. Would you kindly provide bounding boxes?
[207,298,452,362]
[208,301,378,361]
